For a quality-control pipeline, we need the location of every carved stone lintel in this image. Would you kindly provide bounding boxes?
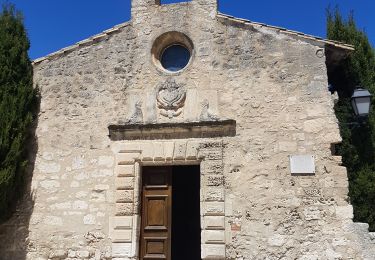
[157,78,186,119]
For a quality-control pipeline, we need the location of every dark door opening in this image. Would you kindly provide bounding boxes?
[172,165,201,260]
[139,165,201,260]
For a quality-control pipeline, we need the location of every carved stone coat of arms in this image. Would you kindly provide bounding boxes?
[156,78,186,119]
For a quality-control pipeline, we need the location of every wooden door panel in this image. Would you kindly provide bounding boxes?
[145,195,168,230]
[143,237,168,259]
[147,172,168,187]
[140,167,171,260]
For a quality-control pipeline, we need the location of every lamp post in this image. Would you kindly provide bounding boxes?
[351,87,372,118]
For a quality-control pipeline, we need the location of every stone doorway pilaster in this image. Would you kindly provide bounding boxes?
[109,139,226,259]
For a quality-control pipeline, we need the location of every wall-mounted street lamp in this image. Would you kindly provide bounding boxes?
[351,87,372,118]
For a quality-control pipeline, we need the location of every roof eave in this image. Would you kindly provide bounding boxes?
[217,13,354,53]
[32,21,131,66]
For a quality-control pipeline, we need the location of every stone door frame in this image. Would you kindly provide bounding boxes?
[109,139,226,259]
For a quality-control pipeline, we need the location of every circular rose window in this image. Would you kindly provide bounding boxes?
[152,31,194,74]
[160,44,191,72]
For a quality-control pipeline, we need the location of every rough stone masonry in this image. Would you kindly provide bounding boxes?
[1,0,375,259]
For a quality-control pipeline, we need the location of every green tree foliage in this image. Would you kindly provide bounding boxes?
[0,4,37,222]
[327,7,375,231]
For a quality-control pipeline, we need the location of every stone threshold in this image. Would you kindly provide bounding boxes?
[108,120,236,141]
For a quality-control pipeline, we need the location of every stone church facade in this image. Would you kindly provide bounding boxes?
[1,0,375,259]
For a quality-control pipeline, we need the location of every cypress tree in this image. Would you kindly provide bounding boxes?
[327,7,375,231]
[0,4,37,221]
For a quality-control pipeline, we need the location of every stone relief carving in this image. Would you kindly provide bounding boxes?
[120,100,143,124]
[200,99,219,121]
[157,78,186,119]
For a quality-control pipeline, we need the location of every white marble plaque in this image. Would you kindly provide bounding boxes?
[290,155,315,175]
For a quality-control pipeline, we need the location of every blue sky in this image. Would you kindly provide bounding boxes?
[1,0,374,60]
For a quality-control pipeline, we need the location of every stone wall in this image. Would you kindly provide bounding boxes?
[1,0,374,259]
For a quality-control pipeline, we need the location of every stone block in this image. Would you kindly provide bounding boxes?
[304,118,326,133]
[317,131,342,143]
[112,142,141,153]
[164,142,174,160]
[173,141,186,160]
[333,176,349,188]
[299,178,315,187]
[202,161,223,175]
[293,133,305,141]
[185,88,199,121]
[83,214,96,225]
[205,150,223,160]
[115,203,133,216]
[43,216,63,226]
[303,207,321,221]
[116,190,134,203]
[206,175,225,187]
[116,153,140,165]
[332,156,343,164]
[115,165,135,177]
[204,216,225,230]
[76,250,90,258]
[111,230,132,243]
[140,143,154,161]
[111,216,133,230]
[307,105,327,117]
[116,177,135,190]
[50,201,72,210]
[122,142,142,152]
[72,200,88,210]
[202,244,225,259]
[205,188,225,202]
[331,165,348,175]
[68,250,76,258]
[299,254,319,260]
[40,180,60,190]
[72,156,86,170]
[49,249,67,259]
[204,202,225,216]
[153,142,165,161]
[324,177,335,188]
[268,234,286,247]
[112,243,132,257]
[336,206,353,219]
[278,141,297,152]
[203,230,225,244]
[186,141,200,159]
[98,156,115,167]
[37,161,61,174]
[94,184,110,191]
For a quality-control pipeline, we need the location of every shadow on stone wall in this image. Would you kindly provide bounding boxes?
[0,109,39,260]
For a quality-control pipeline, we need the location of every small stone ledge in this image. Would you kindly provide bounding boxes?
[108,120,236,141]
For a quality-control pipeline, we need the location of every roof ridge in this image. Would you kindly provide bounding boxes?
[32,21,131,65]
[217,13,354,51]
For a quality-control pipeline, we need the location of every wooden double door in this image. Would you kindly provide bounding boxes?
[139,166,201,260]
